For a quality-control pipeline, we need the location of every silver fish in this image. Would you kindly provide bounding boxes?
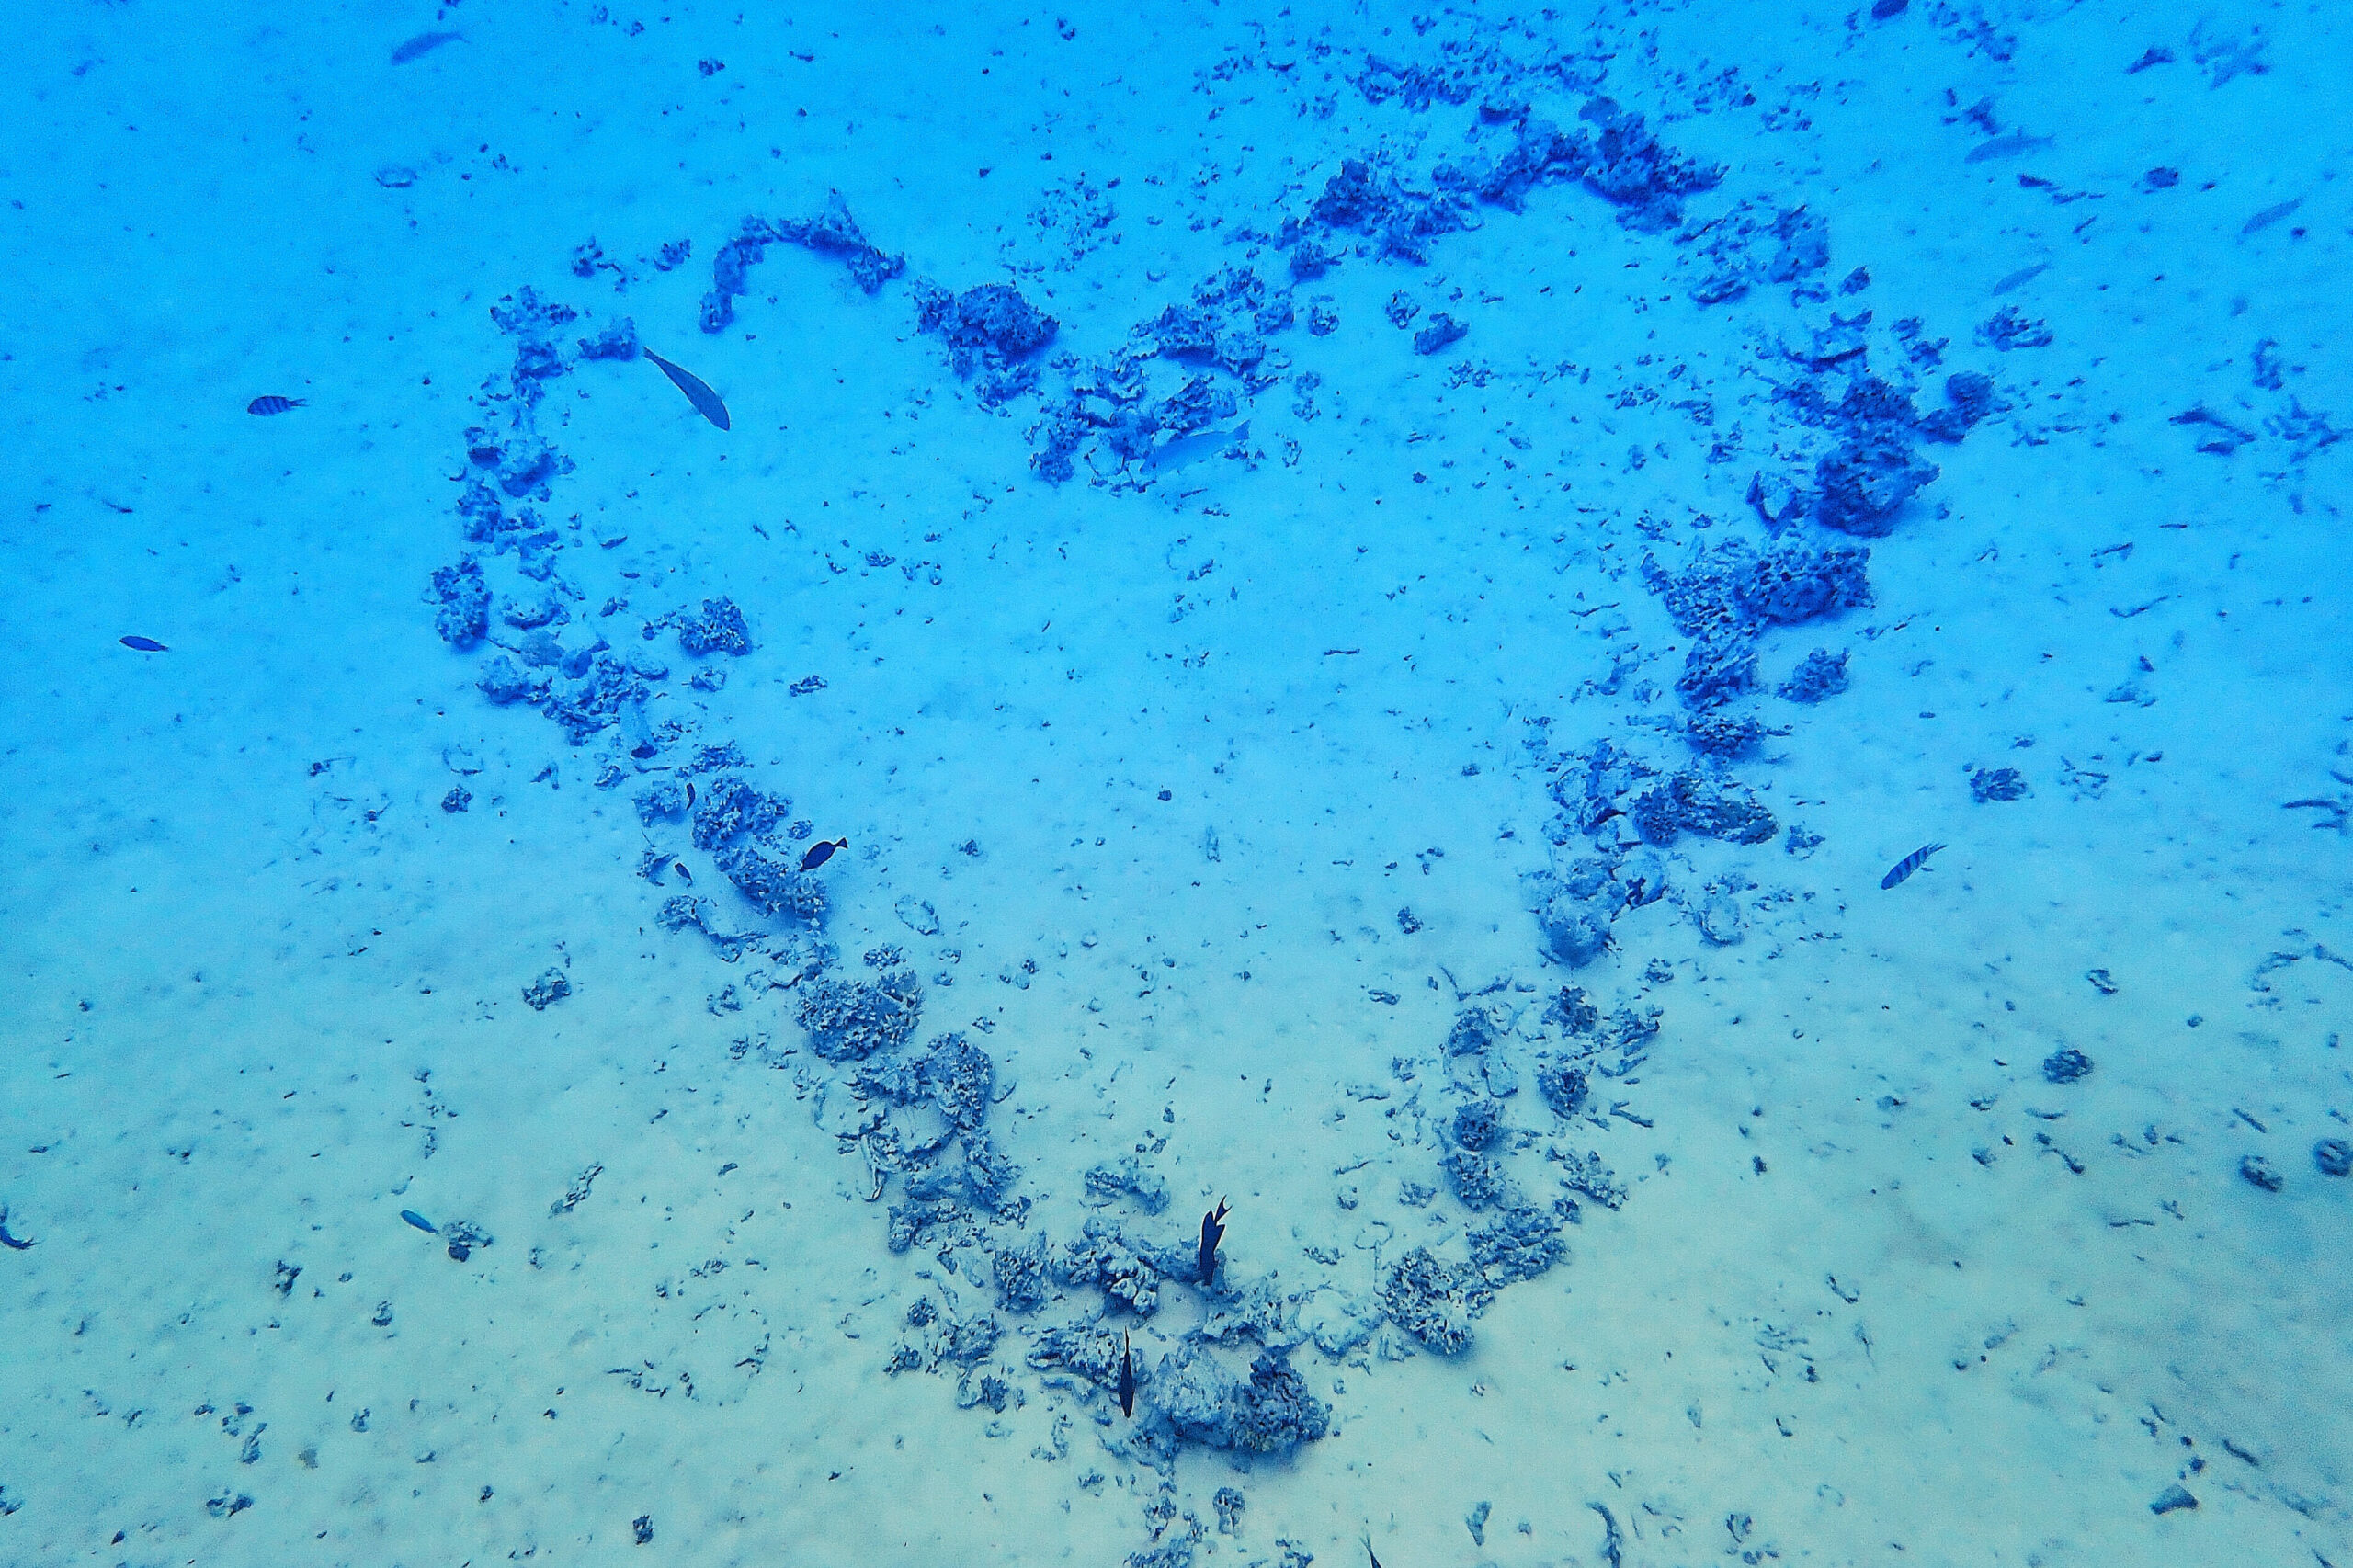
[1965,131,2054,164]
[1145,419,1249,474]
[642,348,732,431]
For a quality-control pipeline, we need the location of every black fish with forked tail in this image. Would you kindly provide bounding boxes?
[1198,1198,1230,1287]
[1881,842,1945,891]
[1118,1330,1135,1417]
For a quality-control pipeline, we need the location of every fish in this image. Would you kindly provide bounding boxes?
[1990,263,2048,295]
[1363,1537,1383,1568]
[119,635,168,653]
[673,860,692,885]
[1965,131,2054,163]
[1118,1330,1136,1418]
[400,1210,438,1234]
[0,1208,32,1250]
[1198,1198,1230,1287]
[1145,419,1249,474]
[2241,199,2302,238]
[642,347,732,431]
[1880,842,1945,891]
[800,836,848,872]
[390,30,463,65]
[246,395,304,415]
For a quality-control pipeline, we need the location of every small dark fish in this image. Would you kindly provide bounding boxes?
[1118,1330,1136,1418]
[1614,876,1654,920]
[642,347,732,431]
[1990,263,2048,296]
[1198,1197,1230,1287]
[1881,842,1946,891]
[400,1210,438,1234]
[673,860,692,884]
[1363,1538,1383,1568]
[119,635,168,653]
[684,781,697,810]
[390,30,463,64]
[800,837,848,873]
[0,1208,33,1250]
[2241,199,2302,238]
[246,395,304,416]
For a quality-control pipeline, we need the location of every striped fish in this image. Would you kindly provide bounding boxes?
[1881,842,1945,890]
[642,348,731,431]
[247,395,304,415]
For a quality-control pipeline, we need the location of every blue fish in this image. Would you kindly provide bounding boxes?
[246,395,304,415]
[642,348,731,431]
[0,1207,33,1250]
[119,635,168,653]
[1881,842,1945,890]
[390,30,463,65]
[400,1210,438,1234]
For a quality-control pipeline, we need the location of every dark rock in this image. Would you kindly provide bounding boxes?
[1544,986,1599,1034]
[993,1239,1052,1313]
[1468,1204,1565,1286]
[717,844,829,920]
[795,970,921,1062]
[523,968,572,1010]
[430,562,491,648]
[1629,772,1778,846]
[677,597,751,655]
[1978,305,2053,352]
[1536,1061,1589,1118]
[478,654,537,705]
[2040,1048,2093,1085]
[1777,648,1850,702]
[1446,1006,1502,1056]
[916,281,1059,374]
[1737,540,1872,624]
[1814,437,1938,536]
[1535,892,1611,968]
[1972,767,2030,803]
[1452,1099,1504,1152]
[1381,1246,1489,1354]
[1441,1148,1506,1210]
[1413,313,1468,355]
[634,778,689,824]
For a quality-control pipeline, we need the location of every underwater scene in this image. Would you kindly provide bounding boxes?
[3,1,2347,1563]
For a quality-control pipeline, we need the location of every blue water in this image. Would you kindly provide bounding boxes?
[4,1,2348,1562]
